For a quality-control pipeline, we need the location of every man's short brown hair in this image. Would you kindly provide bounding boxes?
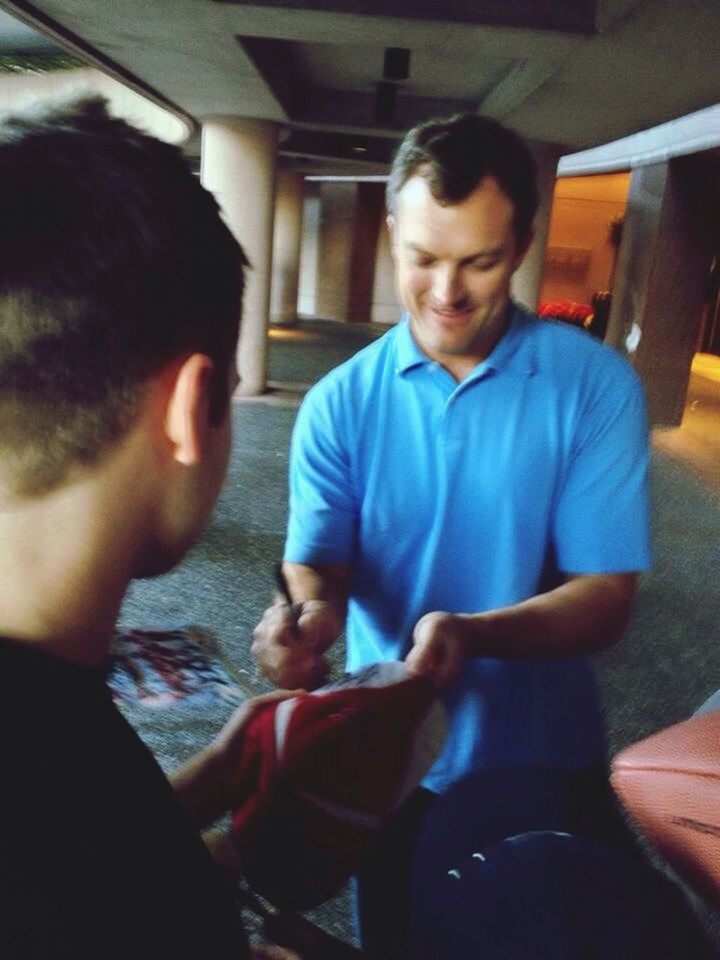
[386,113,539,245]
[0,98,247,496]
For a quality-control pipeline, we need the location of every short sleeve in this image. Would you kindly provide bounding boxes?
[284,380,358,565]
[553,364,651,574]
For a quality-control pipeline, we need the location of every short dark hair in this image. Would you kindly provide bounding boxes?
[0,98,247,496]
[386,113,538,243]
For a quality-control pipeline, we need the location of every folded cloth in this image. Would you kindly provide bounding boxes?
[229,661,446,909]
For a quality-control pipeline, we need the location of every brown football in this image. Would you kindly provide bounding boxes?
[611,709,720,907]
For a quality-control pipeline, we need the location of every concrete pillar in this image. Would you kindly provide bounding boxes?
[512,143,563,311]
[347,182,385,323]
[271,169,305,326]
[201,118,278,396]
[606,155,716,425]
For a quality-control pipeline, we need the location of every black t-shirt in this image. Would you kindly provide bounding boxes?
[0,637,249,959]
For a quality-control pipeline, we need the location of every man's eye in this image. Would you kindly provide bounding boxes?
[472,260,499,271]
[412,258,435,268]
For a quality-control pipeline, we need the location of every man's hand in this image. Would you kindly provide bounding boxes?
[405,573,638,688]
[251,599,340,690]
[404,611,470,690]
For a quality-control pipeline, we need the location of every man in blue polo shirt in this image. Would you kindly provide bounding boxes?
[252,113,649,956]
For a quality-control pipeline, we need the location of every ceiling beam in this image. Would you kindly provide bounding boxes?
[214,0,598,35]
[479,60,560,119]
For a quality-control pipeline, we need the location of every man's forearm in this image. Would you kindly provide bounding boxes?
[407,572,639,688]
[459,572,638,659]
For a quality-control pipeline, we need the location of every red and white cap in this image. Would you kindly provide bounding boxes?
[229,661,446,909]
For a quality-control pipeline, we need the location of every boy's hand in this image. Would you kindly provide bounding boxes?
[171,690,301,827]
[213,689,302,766]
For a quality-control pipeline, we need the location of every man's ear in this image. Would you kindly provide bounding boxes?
[164,353,214,466]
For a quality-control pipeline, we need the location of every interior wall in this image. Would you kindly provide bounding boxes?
[300,180,400,324]
[314,182,357,321]
[539,172,630,305]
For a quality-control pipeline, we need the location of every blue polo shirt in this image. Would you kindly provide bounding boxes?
[285,306,650,791]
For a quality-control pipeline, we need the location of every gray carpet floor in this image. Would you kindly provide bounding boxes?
[118,319,720,952]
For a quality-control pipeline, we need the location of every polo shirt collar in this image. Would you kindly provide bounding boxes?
[394,315,428,373]
[394,303,537,379]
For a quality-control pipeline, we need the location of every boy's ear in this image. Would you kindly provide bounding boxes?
[163,353,214,466]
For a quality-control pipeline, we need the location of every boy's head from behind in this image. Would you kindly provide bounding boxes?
[0,97,246,500]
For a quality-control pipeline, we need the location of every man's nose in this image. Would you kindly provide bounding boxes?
[431,264,464,306]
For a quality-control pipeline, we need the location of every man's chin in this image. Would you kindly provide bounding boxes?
[424,330,481,358]
[418,308,508,359]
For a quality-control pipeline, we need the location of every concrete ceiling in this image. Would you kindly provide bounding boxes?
[0,0,719,173]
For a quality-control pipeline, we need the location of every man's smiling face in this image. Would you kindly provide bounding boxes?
[391,173,530,381]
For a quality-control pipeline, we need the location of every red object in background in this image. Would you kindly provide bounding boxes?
[538,299,594,327]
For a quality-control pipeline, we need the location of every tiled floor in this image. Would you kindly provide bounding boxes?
[653,354,720,497]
